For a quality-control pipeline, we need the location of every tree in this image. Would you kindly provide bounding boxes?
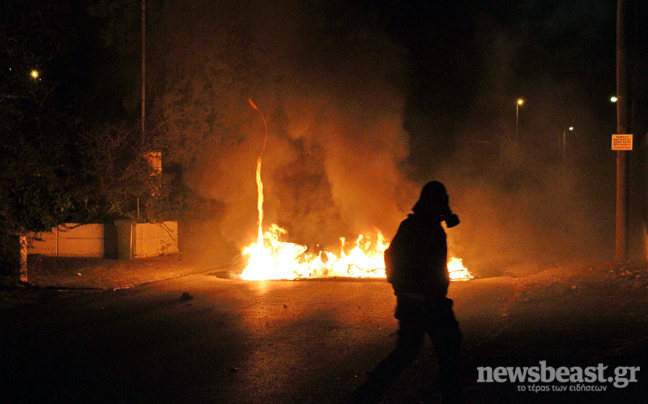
[0,1,87,280]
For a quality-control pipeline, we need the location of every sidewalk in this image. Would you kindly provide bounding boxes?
[0,253,236,311]
[26,253,234,290]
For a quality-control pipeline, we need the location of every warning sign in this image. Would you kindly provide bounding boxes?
[612,134,633,150]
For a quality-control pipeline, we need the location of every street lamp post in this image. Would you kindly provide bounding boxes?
[516,99,524,142]
[562,126,574,161]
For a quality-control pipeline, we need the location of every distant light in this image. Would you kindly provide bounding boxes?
[517,99,524,105]
[610,96,618,103]
[31,70,39,79]
[569,127,574,131]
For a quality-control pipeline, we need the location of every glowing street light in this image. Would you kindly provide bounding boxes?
[30,70,39,79]
[610,96,618,103]
[516,98,524,142]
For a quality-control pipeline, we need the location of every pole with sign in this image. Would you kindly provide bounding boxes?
[612,134,631,260]
[611,134,633,151]
[615,0,628,262]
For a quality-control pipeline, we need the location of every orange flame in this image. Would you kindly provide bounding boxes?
[447,257,473,281]
[240,225,472,281]
[249,98,268,248]
[241,225,388,280]
[255,157,264,247]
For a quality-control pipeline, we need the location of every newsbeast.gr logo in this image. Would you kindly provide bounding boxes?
[477,361,640,392]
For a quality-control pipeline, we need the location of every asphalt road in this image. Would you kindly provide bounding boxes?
[1,272,646,404]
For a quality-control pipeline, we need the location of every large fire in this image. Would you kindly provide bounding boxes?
[241,225,389,280]
[240,225,473,281]
[241,98,472,282]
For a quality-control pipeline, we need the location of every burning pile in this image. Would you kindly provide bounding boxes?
[240,99,473,282]
[240,225,473,281]
[241,225,388,280]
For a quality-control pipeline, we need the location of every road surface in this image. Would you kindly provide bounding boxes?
[1,269,646,403]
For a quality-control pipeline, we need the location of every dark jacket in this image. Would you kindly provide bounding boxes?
[384,213,449,299]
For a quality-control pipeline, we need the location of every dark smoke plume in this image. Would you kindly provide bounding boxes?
[168,0,415,251]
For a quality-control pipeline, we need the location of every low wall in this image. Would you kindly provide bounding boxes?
[28,224,105,258]
[28,221,179,260]
[116,220,179,259]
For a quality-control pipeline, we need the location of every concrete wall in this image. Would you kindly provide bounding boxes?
[116,220,179,259]
[28,221,179,260]
[28,224,105,258]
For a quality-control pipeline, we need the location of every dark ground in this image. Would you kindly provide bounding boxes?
[0,253,227,310]
[1,255,647,403]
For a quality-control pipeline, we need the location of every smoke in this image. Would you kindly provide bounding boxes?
[164,0,619,274]
[433,4,619,275]
[175,0,415,251]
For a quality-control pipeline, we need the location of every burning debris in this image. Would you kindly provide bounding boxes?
[447,257,473,281]
[239,225,472,281]
[240,224,388,280]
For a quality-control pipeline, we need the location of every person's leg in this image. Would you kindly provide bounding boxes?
[370,318,426,384]
[427,297,463,404]
[351,299,426,403]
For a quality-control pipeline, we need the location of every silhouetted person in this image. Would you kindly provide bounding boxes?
[350,181,463,404]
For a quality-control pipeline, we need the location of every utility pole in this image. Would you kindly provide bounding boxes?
[141,0,146,145]
[139,0,146,221]
[615,0,629,262]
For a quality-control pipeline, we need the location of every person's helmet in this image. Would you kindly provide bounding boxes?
[412,181,460,227]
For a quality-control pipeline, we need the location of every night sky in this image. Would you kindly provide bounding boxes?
[16,1,644,152]
[41,1,646,165]
[3,0,648,266]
